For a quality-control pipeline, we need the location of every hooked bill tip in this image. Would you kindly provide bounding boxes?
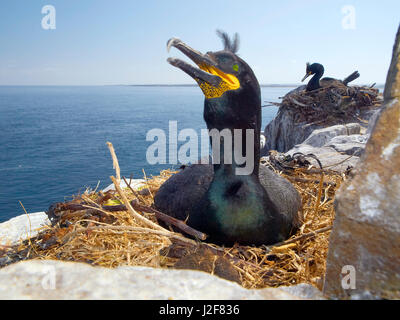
[166,57,179,66]
[166,37,181,53]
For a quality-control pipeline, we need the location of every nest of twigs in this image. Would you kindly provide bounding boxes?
[268,84,382,126]
[0,143,345,291]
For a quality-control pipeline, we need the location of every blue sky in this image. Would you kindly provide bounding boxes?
[0,0,398,85]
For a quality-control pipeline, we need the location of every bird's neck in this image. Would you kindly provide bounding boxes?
[211,126,260,178]
[307,70,324,91]
[204,89,261,178]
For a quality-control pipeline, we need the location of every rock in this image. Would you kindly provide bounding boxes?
[285,128,377,172]
[262,112,368,155]
[0,212,49,246]
[281,123,370,172]
[323,25,400,299]
[0,260,308,300]
[287,145,359,173]
[260,134,266,149]
[301,123,361,148]
[262,107,322,153]
[280,283,326,300]
[366,107,384,135]
[102,178,145,192]
[325,134,368,157]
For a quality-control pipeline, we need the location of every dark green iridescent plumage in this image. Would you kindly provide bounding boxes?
[154,32,301,246]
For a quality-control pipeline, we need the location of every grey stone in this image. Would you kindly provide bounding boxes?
[0,212,49,246]
[302,123,361,148]
[280,283,326,300]
[260,134,266,150]
[328,134,369,145]
[283,124,368,172]
[366,108,384,135]
[102,178,145,192]
[325,134,368,156]
[323,24,400,300]
[286,144,360,173]
[263,108,322,153]
[0,260,306,300]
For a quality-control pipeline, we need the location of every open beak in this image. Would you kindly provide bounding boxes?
[167,38,222,87]
[301,72,312,82]
[166,38,240,99]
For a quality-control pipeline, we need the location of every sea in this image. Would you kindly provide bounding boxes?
[0,85,295,222]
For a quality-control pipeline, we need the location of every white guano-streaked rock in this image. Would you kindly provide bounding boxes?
[284,123,370,172]
[301,123,361,148]
[102,178,146,192]
[0,212,49,246]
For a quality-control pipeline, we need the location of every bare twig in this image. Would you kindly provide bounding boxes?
[111,175,163,231]
[107,142,121,184]
[122,176,141,199]
[50,196,208,241]
[130,200,208,241]
[111,175,203,248]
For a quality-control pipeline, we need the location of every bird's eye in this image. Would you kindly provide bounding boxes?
[232,64,239,72]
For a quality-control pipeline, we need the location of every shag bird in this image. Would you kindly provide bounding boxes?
[302,62,360,92]
[154,31,302,246]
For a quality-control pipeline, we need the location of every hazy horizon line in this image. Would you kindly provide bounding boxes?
[0,83,385,87]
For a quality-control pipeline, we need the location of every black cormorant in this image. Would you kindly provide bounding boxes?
[154,31,301,246]
[302,62,360,91]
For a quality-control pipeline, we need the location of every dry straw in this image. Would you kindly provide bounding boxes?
[1,142,345,291]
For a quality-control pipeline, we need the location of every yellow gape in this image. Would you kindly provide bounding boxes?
[197,64,240,99]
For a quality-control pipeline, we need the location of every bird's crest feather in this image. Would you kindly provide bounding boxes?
[216,30,240,53]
